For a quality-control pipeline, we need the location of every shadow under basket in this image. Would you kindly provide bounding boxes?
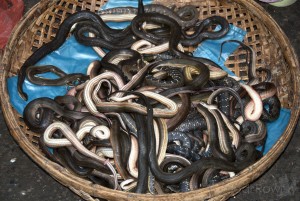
[0,0,299,200]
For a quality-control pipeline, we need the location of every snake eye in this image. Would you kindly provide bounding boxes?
[35,108,44,120]
[35,112,40,120]
[70,80,79,86]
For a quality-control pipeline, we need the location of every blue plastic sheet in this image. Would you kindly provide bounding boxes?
[101,0,153,9]
[193,24,246,76]
[100,0,153,29]
[258,108,291,155]
[7,35,101,115]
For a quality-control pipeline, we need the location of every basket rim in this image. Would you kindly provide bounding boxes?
[1,0,299,200]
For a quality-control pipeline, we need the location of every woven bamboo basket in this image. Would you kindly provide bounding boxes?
[0,0,299,200]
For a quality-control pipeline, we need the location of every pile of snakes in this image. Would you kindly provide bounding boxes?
[18,0,281,194]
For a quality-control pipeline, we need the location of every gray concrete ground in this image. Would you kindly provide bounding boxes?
[0,0,299,200]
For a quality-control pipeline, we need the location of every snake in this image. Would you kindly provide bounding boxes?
[119,113,138,136]
[127,135,139,179]
[197,103,234,162]
[156,59,210,97]
[245,82,278,121]
[240,119,267,145]
[166,93,191,131]
[200,103,235,162]
[261,95,281,122]
[90,170,119,190]
[110,91,168,193]
[166,131,201,161]
[131,39,185,55]
[134,112,149,193]
[145,66,185,88]
[181,16,230,46]
[70,145,115,176]
[166,144,201,162]
[83,71,125,117]
[54,95,82,112]
[174,114,207,133]
[98,4,199,28]
[105,91,178,118]
[54,147,93,177]
[202,169,231,188]
[213,77,241,117]
[110,118,132,180]
[72,20,136,51]
[39,133,66,166]
[25,65,88,86]
[43,121,119,189]
[23,97,89,133]
[100,49,143,82]
[216,108,241,149]
[168,131,192,148]
[241,83,263,121]
[160,154,191,192]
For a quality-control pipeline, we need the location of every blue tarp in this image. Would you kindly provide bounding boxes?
[260,108,291,155]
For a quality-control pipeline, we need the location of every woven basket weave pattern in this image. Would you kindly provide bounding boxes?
[1,0,299,200]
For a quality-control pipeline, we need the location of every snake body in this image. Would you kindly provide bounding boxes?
[98,4,199,28]
[23,97,89,132]
[26,65,88,86]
